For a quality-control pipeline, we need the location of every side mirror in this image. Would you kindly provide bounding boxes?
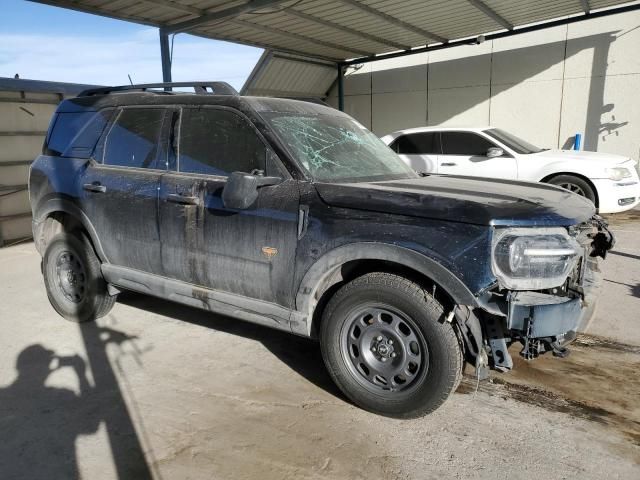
[222,171,281,210]
[487,147,504,158]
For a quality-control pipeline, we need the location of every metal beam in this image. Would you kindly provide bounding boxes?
[164,0,288,34]
[159,29,172,85]
[0,131,47,136]
[466,0,513,30]
[0,160,35,167]
[337,65,344,112]
[337,0,447,44]
[143,0,202,16]
[271,53,338,68]
[341,2,640,66]
[284,9,411,51]
[232,19,373,57]
[188,30,342,63]
[580,0,591,13]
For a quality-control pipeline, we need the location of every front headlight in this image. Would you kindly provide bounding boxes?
[606,167,632,181]
[492,228,581,290]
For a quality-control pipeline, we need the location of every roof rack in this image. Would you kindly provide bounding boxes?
[78,82,239,97]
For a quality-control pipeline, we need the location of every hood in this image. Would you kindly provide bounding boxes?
[532,149,630,165]
[315,175,595,227]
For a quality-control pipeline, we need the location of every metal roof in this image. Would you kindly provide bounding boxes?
[30,0,640,64]
[241,51,337,96]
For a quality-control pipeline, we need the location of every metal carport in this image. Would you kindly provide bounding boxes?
[27,0,640,108]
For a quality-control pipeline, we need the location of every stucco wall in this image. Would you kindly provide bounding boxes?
[327,10,640,160]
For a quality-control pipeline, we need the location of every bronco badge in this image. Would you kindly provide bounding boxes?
[261,246,278,259]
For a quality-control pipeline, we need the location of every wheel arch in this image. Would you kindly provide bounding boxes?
[33,197,108,262]
[295,243,479,338]
[540,171,599,207]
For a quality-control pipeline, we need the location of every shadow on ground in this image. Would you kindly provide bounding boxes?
[0,323,153,479]
[117,291,343,400]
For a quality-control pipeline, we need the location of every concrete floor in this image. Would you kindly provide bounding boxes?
[1,210,638,479]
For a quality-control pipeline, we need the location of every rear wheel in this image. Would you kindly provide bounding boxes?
[320,272,462,418]
[43,231,116,323]
[548,174,596,205]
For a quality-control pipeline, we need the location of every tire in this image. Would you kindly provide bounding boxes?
[548,175,596,204]
[320,272,462,418]
[43,231,116,323]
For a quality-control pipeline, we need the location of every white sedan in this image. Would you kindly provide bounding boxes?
[381,126,640,214]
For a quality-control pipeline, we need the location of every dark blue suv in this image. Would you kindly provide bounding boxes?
[29,82,613,417]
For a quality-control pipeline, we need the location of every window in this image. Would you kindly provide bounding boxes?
[484,128,543,154]
[440,132,495,156]
[263,112,417,183]
[61,109,114,158]
[46,110,114,158]
[392,132,440,155]
[103,108,166,169]
[178,108,266,176]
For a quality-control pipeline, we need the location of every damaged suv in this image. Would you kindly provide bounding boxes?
[29,82,614,418]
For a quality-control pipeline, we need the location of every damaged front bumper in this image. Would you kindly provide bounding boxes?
[463,216,614,374]
[505,257,601,358]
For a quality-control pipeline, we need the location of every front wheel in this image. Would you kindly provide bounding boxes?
[43,231,116,323]
[320,273,462,418]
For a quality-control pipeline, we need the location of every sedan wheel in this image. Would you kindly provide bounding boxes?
[548,174,596,204]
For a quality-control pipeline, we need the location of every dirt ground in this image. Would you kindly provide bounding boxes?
[0,209,638,480]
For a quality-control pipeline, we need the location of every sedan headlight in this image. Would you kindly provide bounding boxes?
[606,167,632,181]
[492,228,581,290]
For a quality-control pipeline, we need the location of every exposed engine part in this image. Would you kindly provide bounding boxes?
[520,337,543,360]
[475,347,490,381]
[454,305,489,379]
[589,215,615,259]
[550,343,570,358]
[483,314,513,371]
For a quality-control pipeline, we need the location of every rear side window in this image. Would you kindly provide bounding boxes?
[47,111,101,157]
[440,132,495,156]
[103,108,166,169]
[392,132,440,155]
[178,108,266,176]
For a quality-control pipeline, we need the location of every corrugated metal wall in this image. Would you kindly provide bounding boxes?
[0,78,95,246]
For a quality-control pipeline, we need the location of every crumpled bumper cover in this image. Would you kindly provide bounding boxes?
[506,263,601,339]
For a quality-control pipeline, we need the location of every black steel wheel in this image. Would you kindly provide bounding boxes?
[341,305,427,395]
[320,272,462,418]
[43,231,116,323]
[54,250,87,304]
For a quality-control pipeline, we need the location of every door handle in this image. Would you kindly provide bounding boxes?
[167,193,200,206]
[440,162,457,167]
[83,183,107,193]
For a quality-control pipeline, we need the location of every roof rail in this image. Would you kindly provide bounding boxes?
[78,82,239,97]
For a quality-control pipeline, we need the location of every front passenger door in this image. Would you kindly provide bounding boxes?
[159,107,300,308]
[438,131,517,179]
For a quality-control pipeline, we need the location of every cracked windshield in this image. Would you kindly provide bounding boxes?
[264,113,418,182]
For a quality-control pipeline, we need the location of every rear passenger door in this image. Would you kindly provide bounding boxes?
[389,132,440,174]
[80,107,170,274]
[158,106,300,308]
[438,131,517,179]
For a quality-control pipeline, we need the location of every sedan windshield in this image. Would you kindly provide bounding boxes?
[262,112,418,182]
[484,128,544,154]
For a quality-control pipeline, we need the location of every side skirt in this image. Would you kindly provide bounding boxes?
[101,265,307,335]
